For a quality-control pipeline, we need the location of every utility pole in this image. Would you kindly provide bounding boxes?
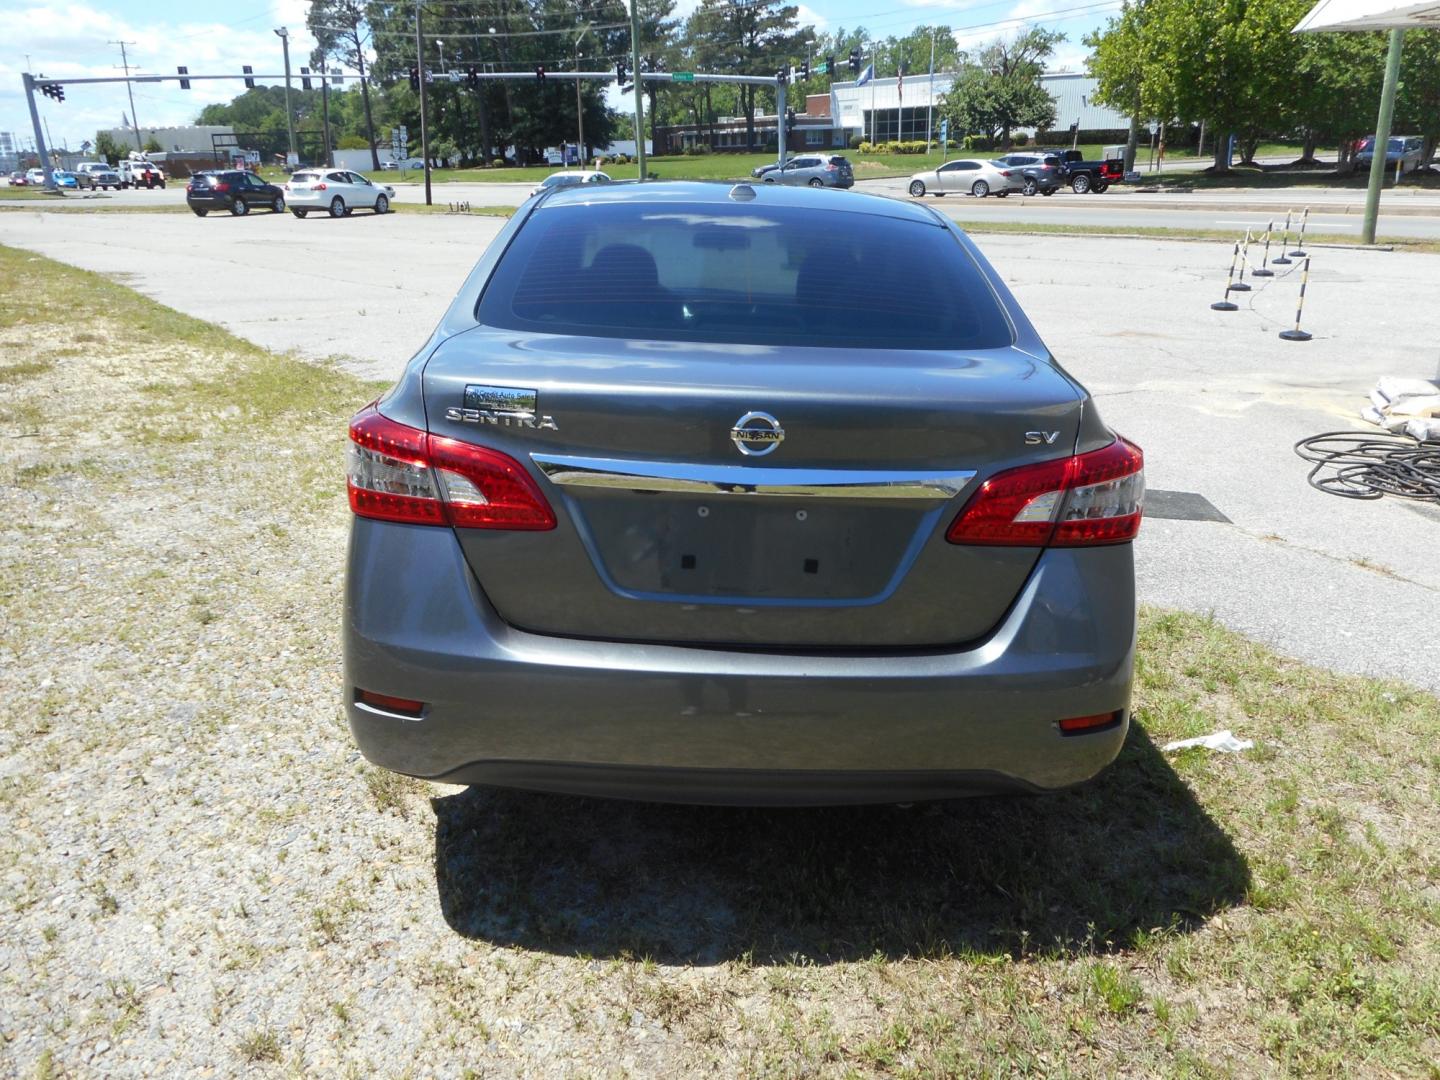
[275,27,298,166]
[416,4,432,205]
[110,41,143,152]
[628,0,646,177]
[1362,28,1405,246]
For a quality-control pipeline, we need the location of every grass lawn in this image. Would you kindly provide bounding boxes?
[1,241,1437,1075]
[0,188,65,201]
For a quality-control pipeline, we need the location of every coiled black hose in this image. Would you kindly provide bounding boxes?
[1294,431,1440,502]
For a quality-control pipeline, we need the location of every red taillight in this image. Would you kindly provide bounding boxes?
[213,182,229,192]
[346,405,555,530]
[314,182,327,191]
[826,163,837,171]
[1000,170,1012,177]
[947,437,1144,547]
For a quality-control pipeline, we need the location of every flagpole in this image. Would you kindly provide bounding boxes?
[926,31,935,152]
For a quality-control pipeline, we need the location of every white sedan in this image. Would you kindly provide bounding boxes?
[283,169,396,218]
[907,158,1024,199]
[529,170,611,197]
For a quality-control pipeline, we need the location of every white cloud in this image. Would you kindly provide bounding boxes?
[795,4,829,30]
[0,0,324,151]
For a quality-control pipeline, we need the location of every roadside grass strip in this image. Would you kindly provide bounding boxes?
[0,243,1436,1076]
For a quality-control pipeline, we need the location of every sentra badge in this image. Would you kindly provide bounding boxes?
[446,385,559,431]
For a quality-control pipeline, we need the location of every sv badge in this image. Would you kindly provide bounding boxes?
[1024,431,1061,445]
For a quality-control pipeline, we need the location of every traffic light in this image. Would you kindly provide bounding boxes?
[535,64,545,82]
[824,55,834,76]
[405,67,415,92]
[331,70,342,86]
[243,65,255,89]
[615,61,627,84]
[797,60,809,81]
[466,66,479,89]
[775,67,788,86]
[177,66,190,90]
[849,48,862,74]
[41,82,64,103]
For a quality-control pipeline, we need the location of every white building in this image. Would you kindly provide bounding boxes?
[830,72,1130,143]
[104,125,234,154]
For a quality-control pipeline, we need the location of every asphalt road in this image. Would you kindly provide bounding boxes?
[2,209,1437,692]
[18,173,1440,240]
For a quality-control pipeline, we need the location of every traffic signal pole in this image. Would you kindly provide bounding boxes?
[20,73,55,190]
[415,4,432,206]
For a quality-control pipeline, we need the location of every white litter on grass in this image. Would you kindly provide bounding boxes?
[1161,730,1254,753]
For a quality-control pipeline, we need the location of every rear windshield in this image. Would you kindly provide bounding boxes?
[477,201,1013,350]
[291,172,320,182]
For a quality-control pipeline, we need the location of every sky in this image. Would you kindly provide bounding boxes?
[0,0,1117,154]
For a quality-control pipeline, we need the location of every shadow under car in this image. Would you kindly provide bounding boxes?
[430,724,1249,965]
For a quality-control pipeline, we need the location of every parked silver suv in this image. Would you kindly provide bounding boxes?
[761,154,855,189]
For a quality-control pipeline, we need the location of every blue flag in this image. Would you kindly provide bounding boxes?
[856,63,874,87]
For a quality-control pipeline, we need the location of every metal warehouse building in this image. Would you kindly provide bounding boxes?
[830,72,1130,143]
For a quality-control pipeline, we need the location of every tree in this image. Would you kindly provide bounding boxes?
[689,0,807,150]
[93,131,126,165]
[143,137,163,154]
[1085,0,1311,170]
[1085,6,1145,169]
[307,0,381,168]
[1397,30,1440,166]
[1289,29,1385,165]
[940,28,1062,147]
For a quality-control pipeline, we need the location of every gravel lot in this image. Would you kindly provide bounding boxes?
[1,246,1437,1078]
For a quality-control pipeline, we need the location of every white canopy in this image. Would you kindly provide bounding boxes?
[1295,0,1440,31]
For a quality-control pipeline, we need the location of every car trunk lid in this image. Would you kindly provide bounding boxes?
[420,329,1083,648]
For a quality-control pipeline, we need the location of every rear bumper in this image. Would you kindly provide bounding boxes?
[343,519,1136,804]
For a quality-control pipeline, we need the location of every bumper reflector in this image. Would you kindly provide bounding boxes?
[357,689,425,717]
[1058,710,1123,735]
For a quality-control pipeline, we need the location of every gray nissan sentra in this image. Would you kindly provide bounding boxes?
[343,180,1144,806]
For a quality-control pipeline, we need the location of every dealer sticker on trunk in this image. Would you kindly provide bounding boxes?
[446,385,559,430]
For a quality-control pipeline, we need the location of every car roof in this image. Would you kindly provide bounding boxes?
[538,178,944,227]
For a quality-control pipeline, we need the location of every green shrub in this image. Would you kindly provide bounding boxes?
[1012,133,1029,147]
[848,134,863,149]
[491,158,505,168]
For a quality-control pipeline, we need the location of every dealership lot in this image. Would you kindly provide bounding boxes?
[1,208,1436,688]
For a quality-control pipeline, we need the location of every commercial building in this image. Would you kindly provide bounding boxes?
[830,71,1130,144]
[103,125,234,154]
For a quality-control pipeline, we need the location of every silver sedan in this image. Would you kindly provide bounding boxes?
[908,158,1025,198]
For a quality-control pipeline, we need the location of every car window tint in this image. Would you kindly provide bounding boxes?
[292,172,320,182]
[477,202,1013,351]
[328,172,348,183]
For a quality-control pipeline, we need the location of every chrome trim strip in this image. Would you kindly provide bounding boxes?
[531,454,975,501]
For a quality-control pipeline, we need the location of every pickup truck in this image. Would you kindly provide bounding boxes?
[1038,148,1126,193]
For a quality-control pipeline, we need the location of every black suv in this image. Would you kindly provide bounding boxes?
[186,171,286,217]
[996,152,1066,196]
